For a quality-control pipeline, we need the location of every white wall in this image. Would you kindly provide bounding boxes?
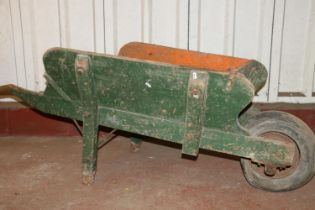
[1,0,315,103]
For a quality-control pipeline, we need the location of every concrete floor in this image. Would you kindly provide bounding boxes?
[1,136,315,210]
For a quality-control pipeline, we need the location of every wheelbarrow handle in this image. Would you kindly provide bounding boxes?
[0,84,16,96]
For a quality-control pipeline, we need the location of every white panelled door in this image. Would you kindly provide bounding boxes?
[0,0,314,103]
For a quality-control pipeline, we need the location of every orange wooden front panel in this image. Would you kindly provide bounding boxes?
[119,42,250,72]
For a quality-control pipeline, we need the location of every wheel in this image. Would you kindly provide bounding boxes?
[240,111,315,192]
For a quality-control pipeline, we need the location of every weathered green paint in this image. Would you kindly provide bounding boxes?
[74,55,99,184]
[200,128,295,166]
[182,70,208,156]
[10,86,80,119]
[0,47,294,183]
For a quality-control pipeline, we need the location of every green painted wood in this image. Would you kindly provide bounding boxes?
[182,70,208,156]
[204,72,253,132]
[74,54,99,184]
[10,87,80,119]
[98,106,185,142]
[238,60,268,93]
[200,128,294,166]
[0,47,295,179]
[42,48,255,133]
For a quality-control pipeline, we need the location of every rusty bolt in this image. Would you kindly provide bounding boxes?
[83,111,90,118]
[191,88,199,95]
[75,57,89,73]
[76,59,88,68]
[186,133,193,140]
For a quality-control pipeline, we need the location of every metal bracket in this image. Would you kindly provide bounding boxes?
[182,70,209,156]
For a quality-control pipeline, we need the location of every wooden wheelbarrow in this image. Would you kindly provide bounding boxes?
[1,42,314,192]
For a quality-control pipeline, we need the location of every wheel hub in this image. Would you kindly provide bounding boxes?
[251,132,300,179]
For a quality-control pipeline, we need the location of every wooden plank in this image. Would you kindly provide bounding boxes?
[303,0,315,98]
[61,0,95,51]
[9,0,27,88]
[151,0,188,48]
[19,0,60,91]
[0,0,18,86]
[16,0,36,90]
[182,70,208,156]
[94,0,105,53]
[278,0,312,94]
[268,0,285,102]
[234,0,274,102]
[189,0,231,54]
[115,0,142,52]
[104,0,115,54]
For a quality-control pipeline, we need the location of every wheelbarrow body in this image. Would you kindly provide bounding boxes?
[1,42,313,192]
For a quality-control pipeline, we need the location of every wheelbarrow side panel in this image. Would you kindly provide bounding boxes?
[42,48,267,133]
[42,48,254,137]
[0,47,294,184]
[119,42,268,92]
[43,49,82,102]
[42,48,293,168]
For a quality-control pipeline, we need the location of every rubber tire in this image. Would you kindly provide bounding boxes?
[240,111,315,192]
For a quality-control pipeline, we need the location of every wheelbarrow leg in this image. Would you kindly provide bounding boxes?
[74,54,100,184]
[81,111,99,184]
